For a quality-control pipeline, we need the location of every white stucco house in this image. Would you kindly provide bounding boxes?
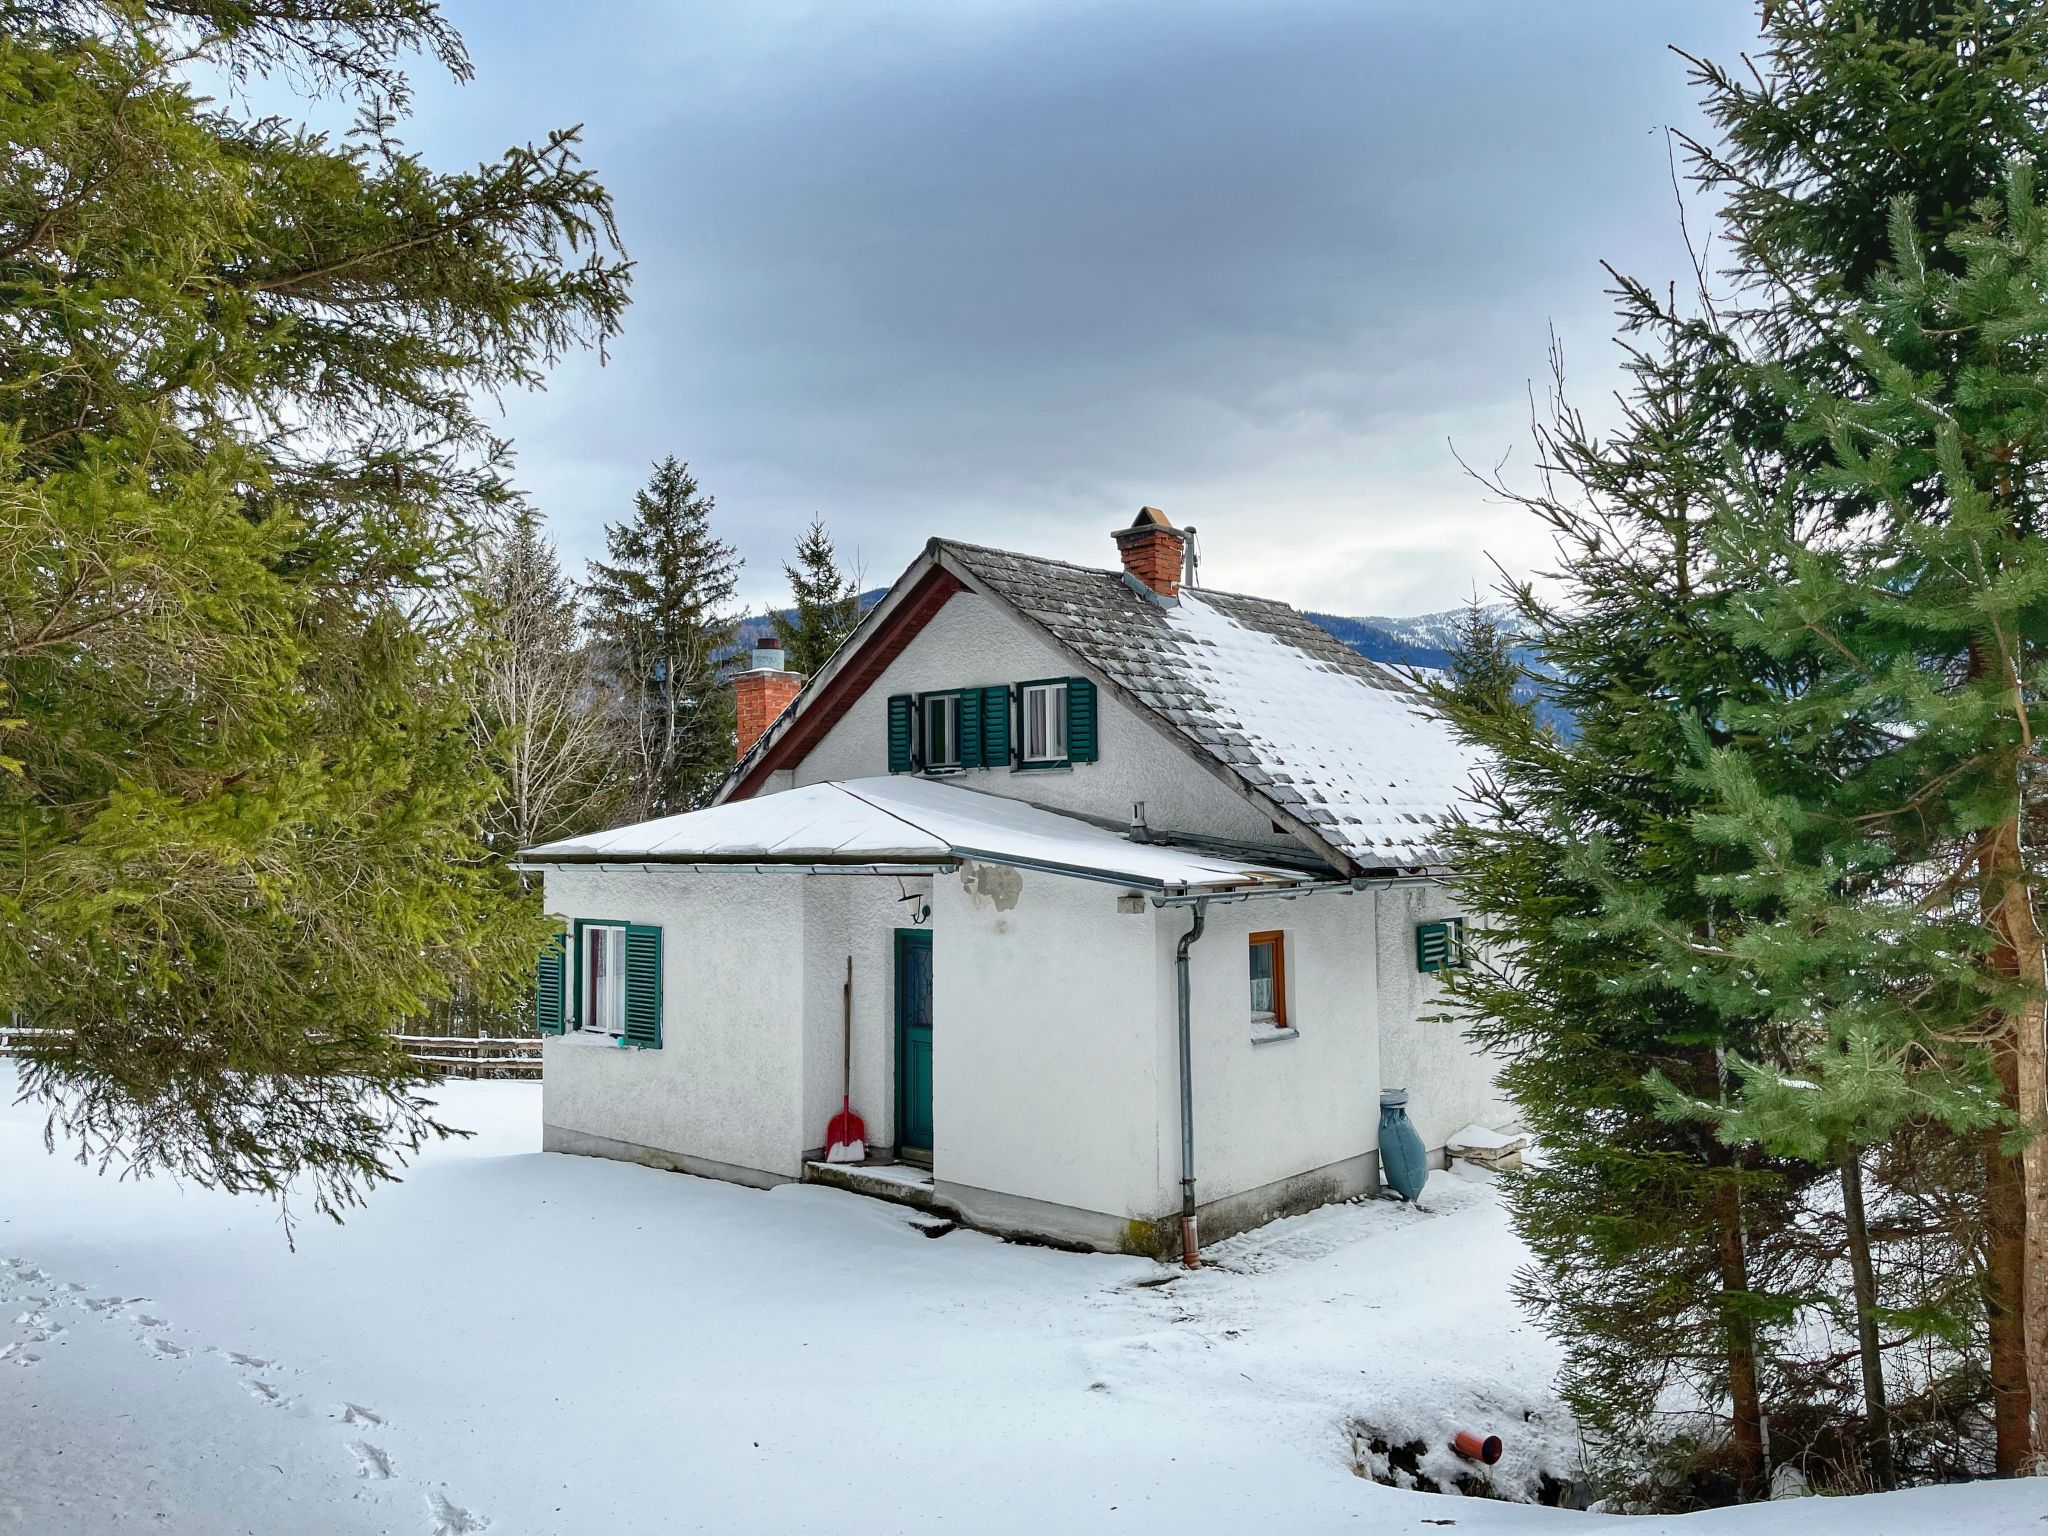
[518,509,1511,1260]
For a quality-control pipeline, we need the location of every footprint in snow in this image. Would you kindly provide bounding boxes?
[149,1337,190,1359]
[242,1378,286,1406]
[228,1352,271,1369]
[83,1295,146,1314]
[341,1403,386,1428]
[427,1491,489,1534]
[0,1342,40,1366]
[347,1440,393,1480]
[136,1315,167,1329]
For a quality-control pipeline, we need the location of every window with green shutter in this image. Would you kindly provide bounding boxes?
[1416,918,1466,974]
[1065,675,1098,763]
[980,684,1011,766]
[535,931,567,1035]
[570,918,663,1048]
[623,923,663,1048]
[957,689,984,769]
[887,694,915,772]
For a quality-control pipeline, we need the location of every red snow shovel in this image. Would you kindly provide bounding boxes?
[824,956,867,1163]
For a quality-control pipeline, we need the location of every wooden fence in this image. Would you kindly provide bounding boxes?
[1,1025,541,1081]
[389,1035,542,1080]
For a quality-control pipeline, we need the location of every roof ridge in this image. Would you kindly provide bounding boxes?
[933,537,1303,611]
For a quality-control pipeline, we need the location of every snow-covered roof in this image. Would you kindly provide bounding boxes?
[521,777,1334,894]
[941,542,1481,871]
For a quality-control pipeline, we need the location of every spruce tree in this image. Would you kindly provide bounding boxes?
[1669,2,2048,1471]
[0,1,627,1225]
[585,458,742,819]
[770,517,862,677]
[1672,165,2048,1473]
[1429,314,1815,1501]
[1440,1,2048,1484]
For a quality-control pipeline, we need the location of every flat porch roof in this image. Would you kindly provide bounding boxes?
[518,776,1342,897]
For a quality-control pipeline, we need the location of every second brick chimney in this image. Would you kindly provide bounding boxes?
[1113,506,1188,599]
[733,635,804,757]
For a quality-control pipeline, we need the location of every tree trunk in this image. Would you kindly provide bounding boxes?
[1714,1171,1769,1498]
[1838,1146,1893,1489]
[1981,811,2044,1470]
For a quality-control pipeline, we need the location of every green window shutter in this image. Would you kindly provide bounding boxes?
[1416,919,1465,974]
[887,694,915,773]
[957,689,984,769]
[982,685,1012,767]
[535,930,567,1034]
[623,923,663,1048]
[1066,676,1098,763]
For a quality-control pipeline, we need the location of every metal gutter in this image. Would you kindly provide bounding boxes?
[1147,873,1443,908]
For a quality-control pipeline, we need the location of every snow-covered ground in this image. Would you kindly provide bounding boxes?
[0,1071,2038,1535]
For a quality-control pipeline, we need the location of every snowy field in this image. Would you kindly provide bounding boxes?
[1,1071,2040,1535]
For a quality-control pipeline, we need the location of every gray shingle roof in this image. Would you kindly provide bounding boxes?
[939,541,1478,872]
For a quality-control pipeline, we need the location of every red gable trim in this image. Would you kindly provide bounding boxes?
[725,566,965,801]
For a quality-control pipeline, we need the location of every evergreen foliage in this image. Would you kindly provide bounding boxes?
[770,517,862,677]
[585,458,741,819]
[0,2,628,1226]
[1436,0,2048,1490]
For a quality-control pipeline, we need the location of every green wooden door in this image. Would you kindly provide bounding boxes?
[895,928,934,1155]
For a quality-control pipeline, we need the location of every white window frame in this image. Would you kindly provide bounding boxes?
[1020,681,1068,765]
[921,692,961,771]
[582,922,628,1037]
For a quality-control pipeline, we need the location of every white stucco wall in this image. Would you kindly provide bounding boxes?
[1372,882,1516,1156]
[792,589,1290,849]
[536,855,1510,1243]
[1150,891,1382,1213]
[930,861,1166,1224]
[540,868,809,1179]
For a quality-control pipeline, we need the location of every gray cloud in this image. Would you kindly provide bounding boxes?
[421,0,1759,614]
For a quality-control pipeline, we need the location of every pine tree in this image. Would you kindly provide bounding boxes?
[0,1,627,1227]
[585,459,742,819]
[770,517,862,677]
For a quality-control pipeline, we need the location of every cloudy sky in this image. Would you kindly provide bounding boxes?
[401,1,1760,617]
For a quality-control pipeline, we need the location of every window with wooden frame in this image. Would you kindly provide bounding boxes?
[580,922,628,1037]
[559,918,665,1048]
[1248,930,1288,1031]
[920,691,962,771]
[1019,680,1069,765]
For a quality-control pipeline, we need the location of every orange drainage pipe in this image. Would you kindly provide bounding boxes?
[1452,1431,1503,1465]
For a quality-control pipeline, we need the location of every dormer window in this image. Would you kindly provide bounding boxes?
[1021,681,1068,764]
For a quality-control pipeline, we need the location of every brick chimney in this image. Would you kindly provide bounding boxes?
[1113,506,1188,599]
[733,636,804,757]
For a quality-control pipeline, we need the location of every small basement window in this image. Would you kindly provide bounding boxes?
[583,922,627,1035]
[922,692,961,771]
[1020,680,1068,765]
[1249,930,1288,1031]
